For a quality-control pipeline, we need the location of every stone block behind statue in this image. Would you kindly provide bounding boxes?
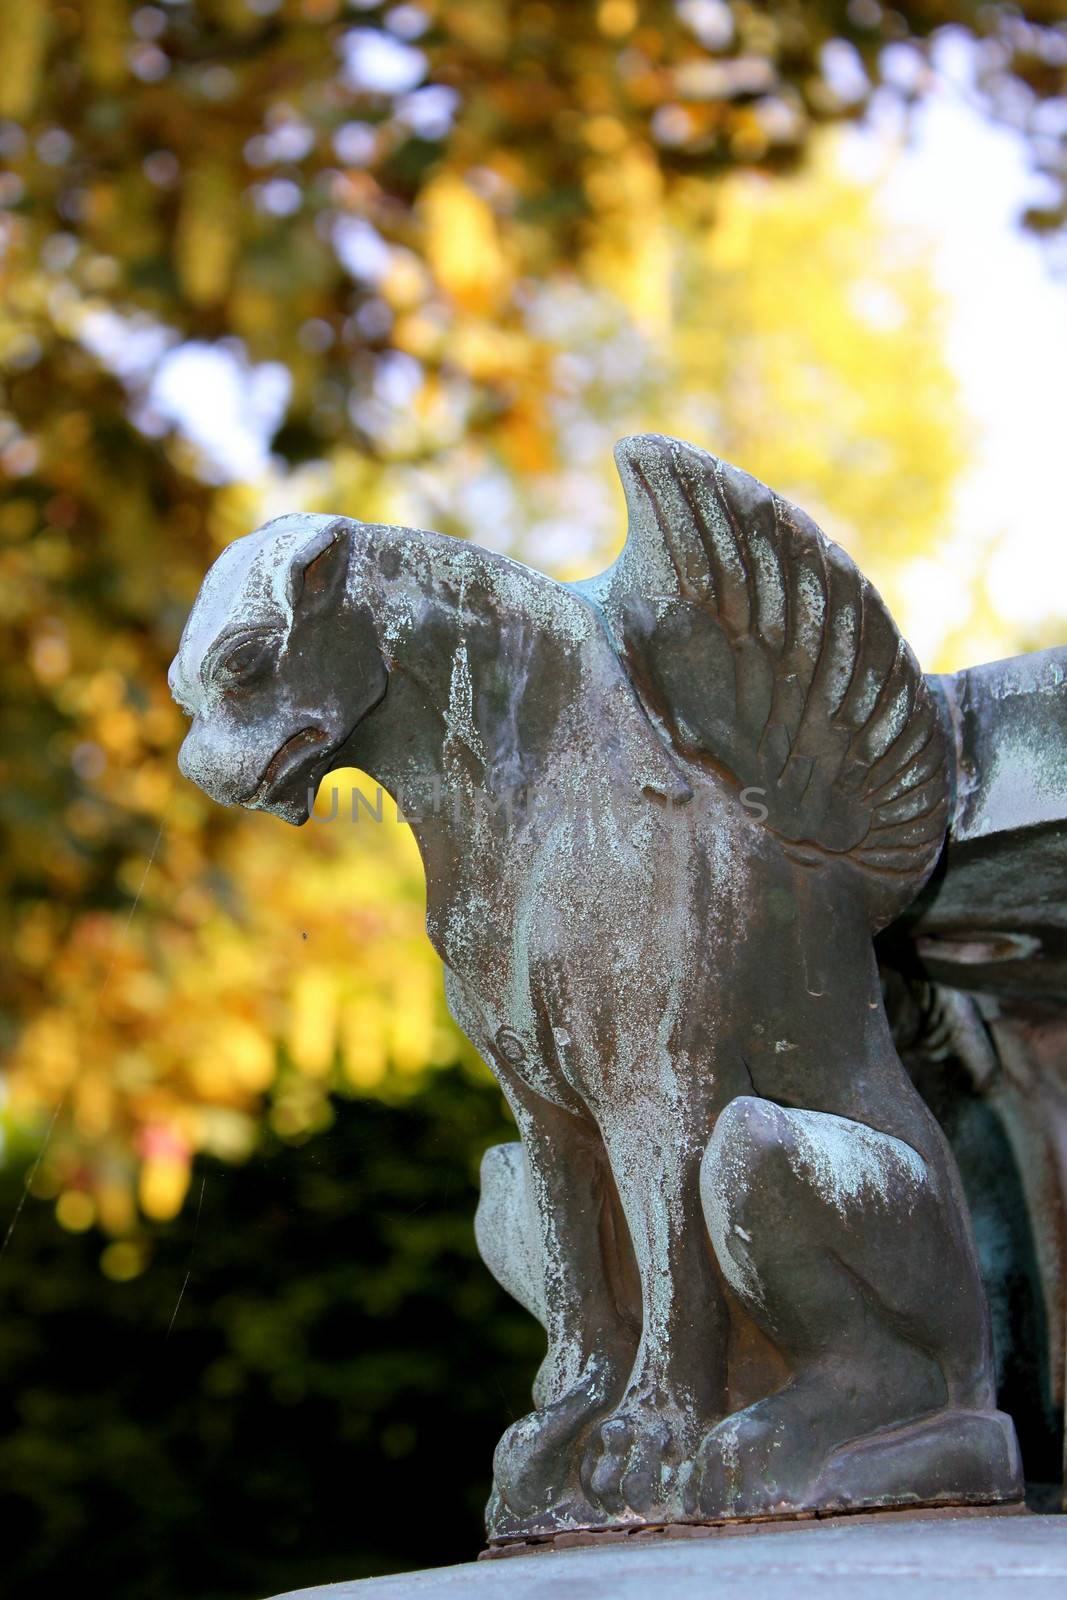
[169,434,1024,1544]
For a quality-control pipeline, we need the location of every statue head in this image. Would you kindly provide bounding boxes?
[168,513,387,824]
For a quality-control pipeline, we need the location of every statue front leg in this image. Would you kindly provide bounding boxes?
[477,1084,641,1538]
[579,1106,730,1524]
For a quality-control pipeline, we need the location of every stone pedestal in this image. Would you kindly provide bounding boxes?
[268,1511,1065,1599]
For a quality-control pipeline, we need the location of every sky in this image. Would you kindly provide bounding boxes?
[841,36,1067,667]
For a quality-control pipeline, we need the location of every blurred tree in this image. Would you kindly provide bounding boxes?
[0,6,1053,1585]
[2,152,969,1245]
[0,0,1020,1236]
[0,1068,545,1598]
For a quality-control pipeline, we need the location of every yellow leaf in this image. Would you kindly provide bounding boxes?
[83,0,127,89]
[597,0,636,35]
[96,1180,137,1237]
[287,967,337,1076]
[341,995,387,1089]
[220,1019,276,1092]
[0,0,49,119]
[75,1070,114,1140]
[389,969,434,1073]
[380,250,430,311]
[56,1191,95,1232]
[100,1240,147,1280]
[175,163,239,308]
[421,174,508,311]
[139,1155,190,1221]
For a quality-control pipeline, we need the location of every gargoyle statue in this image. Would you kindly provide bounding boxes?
[171,434,1023,1542]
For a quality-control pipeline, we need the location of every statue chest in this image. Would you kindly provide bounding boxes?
[435,784,756,1114]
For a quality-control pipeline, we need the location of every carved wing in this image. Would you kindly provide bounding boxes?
[583,434,949,907]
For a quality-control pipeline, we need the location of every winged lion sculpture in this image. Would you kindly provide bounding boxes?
[170,434,1025,1543]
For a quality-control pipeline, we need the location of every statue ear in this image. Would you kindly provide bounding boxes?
[287,520,350,614]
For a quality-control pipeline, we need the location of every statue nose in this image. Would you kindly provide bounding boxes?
[177,729,194,781]
[177,720,230,803]
[176,725,200,785]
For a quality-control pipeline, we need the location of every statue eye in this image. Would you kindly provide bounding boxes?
[219,633,275,684]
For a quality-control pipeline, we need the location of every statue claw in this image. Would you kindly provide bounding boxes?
[581,1396,696,1521]
[488,1352,624,1536]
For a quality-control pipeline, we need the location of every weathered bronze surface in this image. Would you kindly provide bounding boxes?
[885,647,1067,1509]
[171,433,1036,1541]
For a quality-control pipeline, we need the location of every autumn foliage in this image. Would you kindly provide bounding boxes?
[1,1,1064,1255]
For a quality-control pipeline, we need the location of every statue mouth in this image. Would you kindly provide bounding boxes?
[244,725,334,807]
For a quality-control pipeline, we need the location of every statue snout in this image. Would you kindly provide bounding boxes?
[177,720,250,808]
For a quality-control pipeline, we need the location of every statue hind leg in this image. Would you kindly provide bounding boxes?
[691,1094,1023,1518]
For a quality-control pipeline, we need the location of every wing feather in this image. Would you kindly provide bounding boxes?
[585,433,948,920]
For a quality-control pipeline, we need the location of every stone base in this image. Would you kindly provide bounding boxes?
[481,1496,1031,1558]
[267,1509,1065,1598]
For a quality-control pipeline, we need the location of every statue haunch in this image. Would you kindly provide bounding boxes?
[171,434,1023,1540]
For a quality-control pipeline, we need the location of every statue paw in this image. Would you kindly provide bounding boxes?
[684,1398,1024,1521]
[580,1394,697,1519]
[488,1374,615,1536]
[685,1402,798,1519]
